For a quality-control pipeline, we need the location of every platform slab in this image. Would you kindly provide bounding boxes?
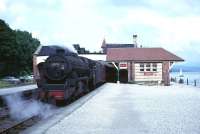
[26,83,200,134]
[0,84,37,95]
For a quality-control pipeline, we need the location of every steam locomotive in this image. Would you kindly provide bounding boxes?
[33,45,116,104]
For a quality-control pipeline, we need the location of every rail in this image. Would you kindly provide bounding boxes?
[0,115,40,134]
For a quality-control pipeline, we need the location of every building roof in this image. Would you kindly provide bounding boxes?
[101,39,136,49]
[79,54,106,61]
[107,48,184,62]
[101,39,106,48]
[105,44,135,48]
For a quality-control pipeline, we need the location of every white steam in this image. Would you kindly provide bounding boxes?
[3,93,56,120]
[48,44,77,53]
[62,44,77,53]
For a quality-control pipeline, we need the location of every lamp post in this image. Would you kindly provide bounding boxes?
[112,62,120,84]
[117,68,120,84]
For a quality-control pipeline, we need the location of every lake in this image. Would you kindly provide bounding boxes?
[170,72,200,87]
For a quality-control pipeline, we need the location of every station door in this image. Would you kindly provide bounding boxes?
[119,69,128,83]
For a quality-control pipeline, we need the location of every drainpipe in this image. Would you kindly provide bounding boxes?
[112,62,120,84]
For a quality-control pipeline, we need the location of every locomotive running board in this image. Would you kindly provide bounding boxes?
[76,76,89,81]
[43,84,65,90]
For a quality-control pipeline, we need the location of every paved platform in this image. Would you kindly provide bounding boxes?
[25,83,200,134]
[0,84,37,95]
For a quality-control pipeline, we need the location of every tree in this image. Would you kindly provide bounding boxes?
[0,20,16,76]
[0,19,40,77]
[15,30,40,75]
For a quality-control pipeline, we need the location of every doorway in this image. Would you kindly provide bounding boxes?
[119,69,128,83]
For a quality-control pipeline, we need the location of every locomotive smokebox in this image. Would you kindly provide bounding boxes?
[44,47,73,81]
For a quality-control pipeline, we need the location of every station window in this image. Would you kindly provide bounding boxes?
[140,63,144,72]
[146,63,151,71]
[152,63,157,72]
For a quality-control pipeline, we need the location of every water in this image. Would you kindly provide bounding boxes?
[170,72,200,87]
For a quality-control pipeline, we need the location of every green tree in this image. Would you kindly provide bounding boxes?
[0,19,40,77]
[0,20,16,76]
[15,30,40,75]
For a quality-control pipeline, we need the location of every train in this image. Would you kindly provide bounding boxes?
[33,45,116,104]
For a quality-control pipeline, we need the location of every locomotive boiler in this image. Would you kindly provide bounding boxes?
[33,45,115,104]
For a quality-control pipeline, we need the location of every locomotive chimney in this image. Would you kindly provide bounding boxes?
[133,34,138,48]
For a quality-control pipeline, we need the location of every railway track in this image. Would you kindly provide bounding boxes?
[0,99,41,134]
[0,115,40,134]
[0,107,9,120]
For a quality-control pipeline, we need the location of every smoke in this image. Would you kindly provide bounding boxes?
[3,93,56,121]
[48,44,77,53]
[62,44,77,53]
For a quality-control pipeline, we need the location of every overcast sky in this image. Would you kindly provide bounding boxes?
[0,0,200,66]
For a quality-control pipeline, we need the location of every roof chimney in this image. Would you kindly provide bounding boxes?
[133,34,137,48]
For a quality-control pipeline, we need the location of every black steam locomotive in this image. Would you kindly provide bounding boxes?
[33,45,116,104]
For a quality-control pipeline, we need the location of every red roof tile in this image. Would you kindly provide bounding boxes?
[107,48,184,62]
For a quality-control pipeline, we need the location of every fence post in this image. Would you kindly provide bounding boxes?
[194,80,196,87]
[187,78,189,85]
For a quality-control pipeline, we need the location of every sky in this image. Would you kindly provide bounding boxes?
[0,0,200,66]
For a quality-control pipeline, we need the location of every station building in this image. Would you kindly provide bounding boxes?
[102,39,184,85]
[77,36,184,85]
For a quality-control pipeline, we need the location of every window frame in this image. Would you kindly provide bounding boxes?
[139,63,159,72]
[139,63,144,72]
[145,63,151,72]
[152,63,157,72]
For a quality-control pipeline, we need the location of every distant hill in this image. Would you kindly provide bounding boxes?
[171,65,200,72]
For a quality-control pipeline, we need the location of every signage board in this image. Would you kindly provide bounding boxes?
[144,72,153,76]
[119,62,127,69]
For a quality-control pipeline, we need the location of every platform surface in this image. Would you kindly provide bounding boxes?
[0,84,37,95]
[27,83,200,134]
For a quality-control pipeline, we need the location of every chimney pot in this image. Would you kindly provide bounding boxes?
[133,34,138,48]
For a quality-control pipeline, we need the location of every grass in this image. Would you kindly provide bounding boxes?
[0,81,13,88]
[0,80,36,89]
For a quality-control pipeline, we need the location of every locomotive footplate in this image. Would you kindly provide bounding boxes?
[43,84,65,90]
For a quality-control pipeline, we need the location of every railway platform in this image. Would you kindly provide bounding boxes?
[0,84,37,96]
[24,83,200,134]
